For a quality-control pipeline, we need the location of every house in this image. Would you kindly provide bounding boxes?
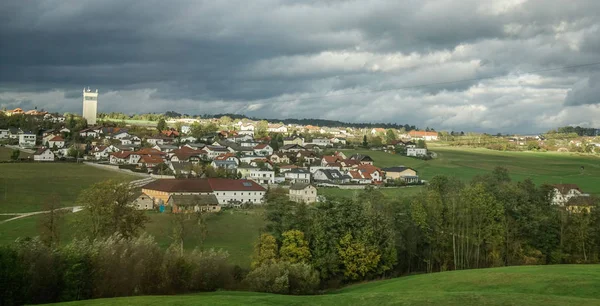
[296,151,318,165]
[309,138,331,147]
[280,165,301,173]
[92,145,118,159]
[203,145,231,159]
[551,184,590,206]
[146,135,172,146]
[269,153,291,164]
[280,144,306,153]
[180,136,197,143]
[254,144,274,156]
[184,143,206,150]
[349,164,383,184]
[321,155,343,167]
[181,125,192,134]
[19,133,36,148]
[284,168,311,183]
[371,128,385,135]
[250,158,274,170]
[309,165,342,174]
[153,144,179,152]
[112,131,132,140]
[79,127,101,138]
[240,123,255,131]
[47,135,65,149]
[59,127,71,134]
[289,183,318,204]
[330,137,347,145]
[408,130,439,141]
[348,154,374,165]
[109,151,131,164]
[133,193,155,210]
[168,194,221,213]
[304,144,324,153]
[0,129,9,139]
[382,166,419,183]
[214,153,240,165]
[283,136,304,146]
[232,134,254,143]
[267,124,288,133]
[139,155,165,169]
[33,147,55,161]
[161,129,180,138]
[313,169,350,184]
[208,179,267,206]
[565,197,595,213]
[169,161,197,176]
[211,160,238,170]
[248,169,276,184]
[407,147,427,157]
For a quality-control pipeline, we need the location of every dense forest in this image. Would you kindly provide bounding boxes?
[1,168,599,305]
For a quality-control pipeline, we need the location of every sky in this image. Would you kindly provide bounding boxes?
[1,0,600,134]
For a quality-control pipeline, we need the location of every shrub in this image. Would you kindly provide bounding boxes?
[244,261,319,295]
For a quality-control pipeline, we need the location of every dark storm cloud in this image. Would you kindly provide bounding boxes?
[2,0,600,133]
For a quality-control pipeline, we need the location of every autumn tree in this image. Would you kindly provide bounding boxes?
[251,233,279,269]
[256,120,269,138]
[279,230,311,263]
[337,233,381,280]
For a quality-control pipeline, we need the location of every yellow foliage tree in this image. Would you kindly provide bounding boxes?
[251,233,279,269]
[279,230,311,263]
[337,233,381,280]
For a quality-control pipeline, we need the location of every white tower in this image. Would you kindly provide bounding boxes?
[82,87,98,125]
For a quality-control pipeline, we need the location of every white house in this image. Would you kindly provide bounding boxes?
[0,129,9,139]
[330,137,347,145]
[210,179,267,206]
[551,184,590,206]
[284,168,311,183]
[240,124,255,131]
[248,169,276,184]
[181,125,192,134]
[407,147,427,157]
[267,124,288,133]
[253,144,274,156]
[48,136,65,149]
[289,183,318,204]
[33,148,55,161]
[19,133,36,148]
[310,138,331,147]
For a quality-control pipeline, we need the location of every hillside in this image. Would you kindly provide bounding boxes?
[54,265,600,305]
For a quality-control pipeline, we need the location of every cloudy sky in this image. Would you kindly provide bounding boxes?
[1,0,600,133]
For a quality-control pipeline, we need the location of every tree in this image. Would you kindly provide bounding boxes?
[416,139,426,148]
[156,118,167,132]
[251,233,279,269]
[38,194,64,247]
[337,233,381,280]
[362,135,368,147]
[256,120,269,138]
[385,129,397,144]
[77,180,148,240]
[280,230,311,264]
[10,149,20,161]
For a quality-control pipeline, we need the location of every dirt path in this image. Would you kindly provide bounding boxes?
[0,206,83,224]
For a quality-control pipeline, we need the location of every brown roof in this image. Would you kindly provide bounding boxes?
[322,155,342,164]
[140,155,164,164]
[34,147,51,155]
[207,178,266,191]
[254,143,269,149]
[142,179,213,193]
[111,151,132,159]
[49,135,64,141]
[553,184,582,195]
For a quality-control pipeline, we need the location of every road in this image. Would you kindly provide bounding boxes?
[0,206,83,224]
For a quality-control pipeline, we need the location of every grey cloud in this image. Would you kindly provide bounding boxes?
[564,73,600,106]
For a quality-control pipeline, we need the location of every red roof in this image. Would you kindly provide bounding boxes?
[161,130,180,137]
[140,155,164,164]
[49,135,64,141]
[322,155,342,164]
[135,148,166,156]
[254,143,269,149]
[409,130,438,137]
[142,178,266,192]
[215,153,237,160]
[207,178,266,191]
[111,151,132,159]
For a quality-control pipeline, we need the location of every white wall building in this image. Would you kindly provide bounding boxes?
[19,133,36,148]
[407,147,427,157]
[248,170,275,184]
[0,129,8,139]
[34,148,55,161]
[82,88,98,125]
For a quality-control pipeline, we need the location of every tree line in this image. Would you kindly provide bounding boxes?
[1,169,599,304]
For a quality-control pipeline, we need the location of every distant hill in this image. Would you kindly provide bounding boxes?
[56,265,600,306]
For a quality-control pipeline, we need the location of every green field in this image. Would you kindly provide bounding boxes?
[0,163,134,213]
[54,265,600,306]
[0,209,264,267]
[344,146,600,195]
[0,146,32,161]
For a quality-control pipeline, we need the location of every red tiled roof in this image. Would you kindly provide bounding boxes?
[161,130,180,137]
[207,178,266,191]
[215,153,236,160]
[322,155,342,164]
[142,179,213,192]
[409,130,438,137]
[140,155,164,164]
[49,135,64,141]
[135,148,166,156]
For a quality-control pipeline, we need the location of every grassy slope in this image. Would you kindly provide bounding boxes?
[55,265,600,306]
[344,146,600,194]
[0,163,134,213]
[0,209,265,267]
[0,146,33,160]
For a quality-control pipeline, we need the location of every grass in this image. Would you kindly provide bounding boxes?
[0,146,32,161]
[344,146,600,195]
[0,209,265,267]
[53,265,600,305]
[0,163,135,213]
